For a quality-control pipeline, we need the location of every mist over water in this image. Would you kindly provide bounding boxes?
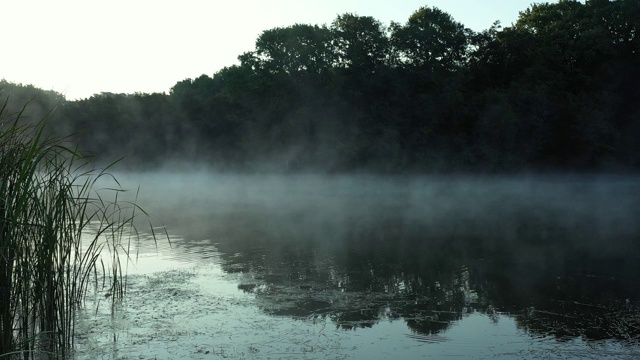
[81,171,640,358]
[116,171,640,301]
[120,171,640,246]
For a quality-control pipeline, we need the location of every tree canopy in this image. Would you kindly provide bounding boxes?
[10,1,640,172]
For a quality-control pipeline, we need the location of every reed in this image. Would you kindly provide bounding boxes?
[0,96,158,359]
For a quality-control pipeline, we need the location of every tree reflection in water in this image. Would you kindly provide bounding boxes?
[209,177,640,346]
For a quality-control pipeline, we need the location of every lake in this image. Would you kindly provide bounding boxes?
[74,172,640,359]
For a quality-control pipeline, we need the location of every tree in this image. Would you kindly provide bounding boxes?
[250,24,334,82]
[390,6,470,73]
[586,0,640,60]
[330,13,389,73]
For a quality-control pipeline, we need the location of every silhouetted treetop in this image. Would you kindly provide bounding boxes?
[390,6,471,73]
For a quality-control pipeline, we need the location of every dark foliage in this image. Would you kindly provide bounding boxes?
[8,0,640,172]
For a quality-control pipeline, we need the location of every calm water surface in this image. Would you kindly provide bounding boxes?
[75,173,640,359]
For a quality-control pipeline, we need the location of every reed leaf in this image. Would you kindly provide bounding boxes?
[0,95,162,359]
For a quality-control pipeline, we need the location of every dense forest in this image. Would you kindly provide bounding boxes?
[2,0,639,172]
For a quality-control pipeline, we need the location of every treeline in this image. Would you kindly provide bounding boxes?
[4,0,640,172]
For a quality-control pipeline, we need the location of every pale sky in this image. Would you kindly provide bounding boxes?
[2,1,555,100]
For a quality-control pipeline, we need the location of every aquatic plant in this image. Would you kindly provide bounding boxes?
[0,96,159,358]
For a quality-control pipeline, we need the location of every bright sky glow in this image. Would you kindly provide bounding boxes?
[2,1,556,100]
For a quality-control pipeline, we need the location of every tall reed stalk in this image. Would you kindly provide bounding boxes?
[0,97,156,359]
